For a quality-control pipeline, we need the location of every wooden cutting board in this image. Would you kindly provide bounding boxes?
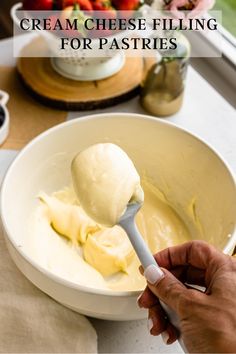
[0,66,67,150]
[17,37,143,111]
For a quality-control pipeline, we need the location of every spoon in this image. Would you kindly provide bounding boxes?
[119,202,187,352]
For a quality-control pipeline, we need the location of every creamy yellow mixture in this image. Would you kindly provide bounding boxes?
[29,143,191,291]
[33,181,190,291]
[71,143,144,227]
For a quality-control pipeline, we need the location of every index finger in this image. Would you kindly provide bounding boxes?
[154,241,226,273]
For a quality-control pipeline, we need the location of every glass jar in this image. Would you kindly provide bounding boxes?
[140,33,190,117]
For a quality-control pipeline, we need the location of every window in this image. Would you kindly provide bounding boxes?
[213,0,236,37]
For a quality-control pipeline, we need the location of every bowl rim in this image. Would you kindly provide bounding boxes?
[1,112,236,297]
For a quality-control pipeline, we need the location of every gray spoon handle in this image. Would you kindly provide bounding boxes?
[119,217,187,353]
[119,218,158,270]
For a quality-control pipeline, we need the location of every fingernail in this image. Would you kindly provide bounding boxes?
[144,265,164,285]
[148,317,154,332]
[161,330,170,345]
[136,292,143,307]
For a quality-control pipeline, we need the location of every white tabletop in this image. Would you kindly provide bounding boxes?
[0,33,235,354]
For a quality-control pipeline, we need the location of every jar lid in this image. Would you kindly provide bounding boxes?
[0,90,10,146]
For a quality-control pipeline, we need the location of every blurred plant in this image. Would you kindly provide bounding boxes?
[151,0,215,18]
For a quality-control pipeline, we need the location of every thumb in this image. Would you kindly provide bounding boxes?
[144,266,188,314]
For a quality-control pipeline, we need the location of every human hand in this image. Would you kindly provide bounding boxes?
[138,241,236,353]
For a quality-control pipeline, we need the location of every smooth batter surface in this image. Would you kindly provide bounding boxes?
[28,181,191,292]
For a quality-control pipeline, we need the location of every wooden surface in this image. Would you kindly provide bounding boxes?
[17,37,143,111]
[0,66,67,150]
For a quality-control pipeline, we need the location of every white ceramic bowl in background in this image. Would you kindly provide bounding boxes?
[1,113,236,320]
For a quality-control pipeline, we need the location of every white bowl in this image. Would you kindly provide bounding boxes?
[1,113,236,320]
[11,3,128,81]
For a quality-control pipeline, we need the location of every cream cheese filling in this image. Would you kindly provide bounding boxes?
[28,180,190,292]
[71,143,144,227]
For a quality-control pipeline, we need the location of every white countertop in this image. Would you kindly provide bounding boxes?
[0,33,235,354]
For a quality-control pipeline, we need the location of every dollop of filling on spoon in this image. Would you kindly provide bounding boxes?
[71,143,144,227]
